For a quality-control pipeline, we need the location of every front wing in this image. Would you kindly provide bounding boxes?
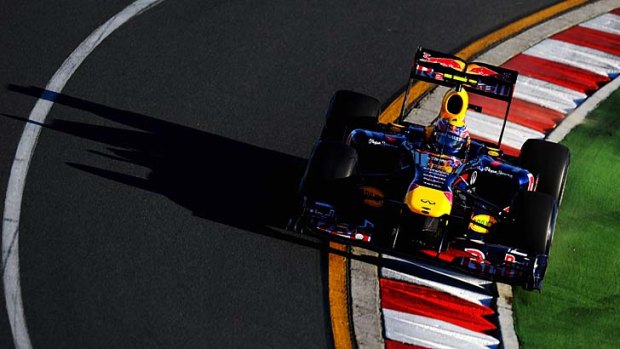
[295,200,548,290]
[417,242,548,290]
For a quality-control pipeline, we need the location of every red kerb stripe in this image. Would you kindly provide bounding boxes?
[553,25,620,56]
[610,8,620,16]
[380,278,497,333]
[469,93,564,133]
[502,54,610,94]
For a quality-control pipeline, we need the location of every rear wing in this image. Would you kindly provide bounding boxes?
[400,47,519,147]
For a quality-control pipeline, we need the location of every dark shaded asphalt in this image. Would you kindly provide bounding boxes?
[1,0,561,348]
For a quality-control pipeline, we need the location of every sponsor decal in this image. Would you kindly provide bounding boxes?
[361,186,384,208]
[427,155,461,174]
[474,81,511,98]
[464,248,485,261]
[469,214,497,234]
[482,166,513,178]
[420,199,436,205]
[415,65,436,79]
[466,63,499,77]
[466,63,516,83]
[419,52,466,70]
[367,137,398,149]
[460,258,519,279]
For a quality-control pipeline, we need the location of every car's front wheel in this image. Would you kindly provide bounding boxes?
[519,139,570,206]
[511,191,557,256]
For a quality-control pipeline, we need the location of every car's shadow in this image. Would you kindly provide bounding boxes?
[7,84,315,245]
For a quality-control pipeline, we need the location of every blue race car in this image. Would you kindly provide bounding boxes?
[290,48,570,290]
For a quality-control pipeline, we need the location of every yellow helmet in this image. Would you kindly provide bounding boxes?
[439,88,468,127]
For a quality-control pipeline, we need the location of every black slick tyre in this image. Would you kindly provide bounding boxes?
[299,141,358,203]
[511,191,557,256]
[519,139,570,205]
[320,90,381,141]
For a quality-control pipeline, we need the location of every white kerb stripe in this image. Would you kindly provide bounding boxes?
[466,110,545,150]
[382,268,494,306]
[523,39,620,77]
[579,12,620,35]
[383,309,500,349]
[514,75,587,114]
[382,254,493,288]
[2,1,164,349]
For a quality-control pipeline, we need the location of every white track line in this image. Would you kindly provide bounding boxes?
[2,1,164,348]
[579,12,620,35]
[383,309,500,349]
[524,39,620,77]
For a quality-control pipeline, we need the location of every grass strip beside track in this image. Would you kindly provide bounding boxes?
[513,89,620,348]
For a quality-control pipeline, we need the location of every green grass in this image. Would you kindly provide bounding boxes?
[513,89,620,348]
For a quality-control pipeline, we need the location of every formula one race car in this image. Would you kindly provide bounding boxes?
[290,48,570,290]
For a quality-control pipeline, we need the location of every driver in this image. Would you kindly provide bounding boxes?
[425,88,471,157]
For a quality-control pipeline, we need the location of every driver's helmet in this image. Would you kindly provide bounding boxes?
[432,89,470,155]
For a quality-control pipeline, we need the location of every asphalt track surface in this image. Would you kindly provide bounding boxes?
[0,1,562,348]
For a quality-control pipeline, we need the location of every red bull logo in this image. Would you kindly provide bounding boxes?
[467,63,516,84]
[419,52,465,71]
[466,63,499,77]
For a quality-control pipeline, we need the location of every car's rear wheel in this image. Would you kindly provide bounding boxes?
[511,191,557,256]
[299,140,359,203]
[519,139,570,206]
[320,90,381,141]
